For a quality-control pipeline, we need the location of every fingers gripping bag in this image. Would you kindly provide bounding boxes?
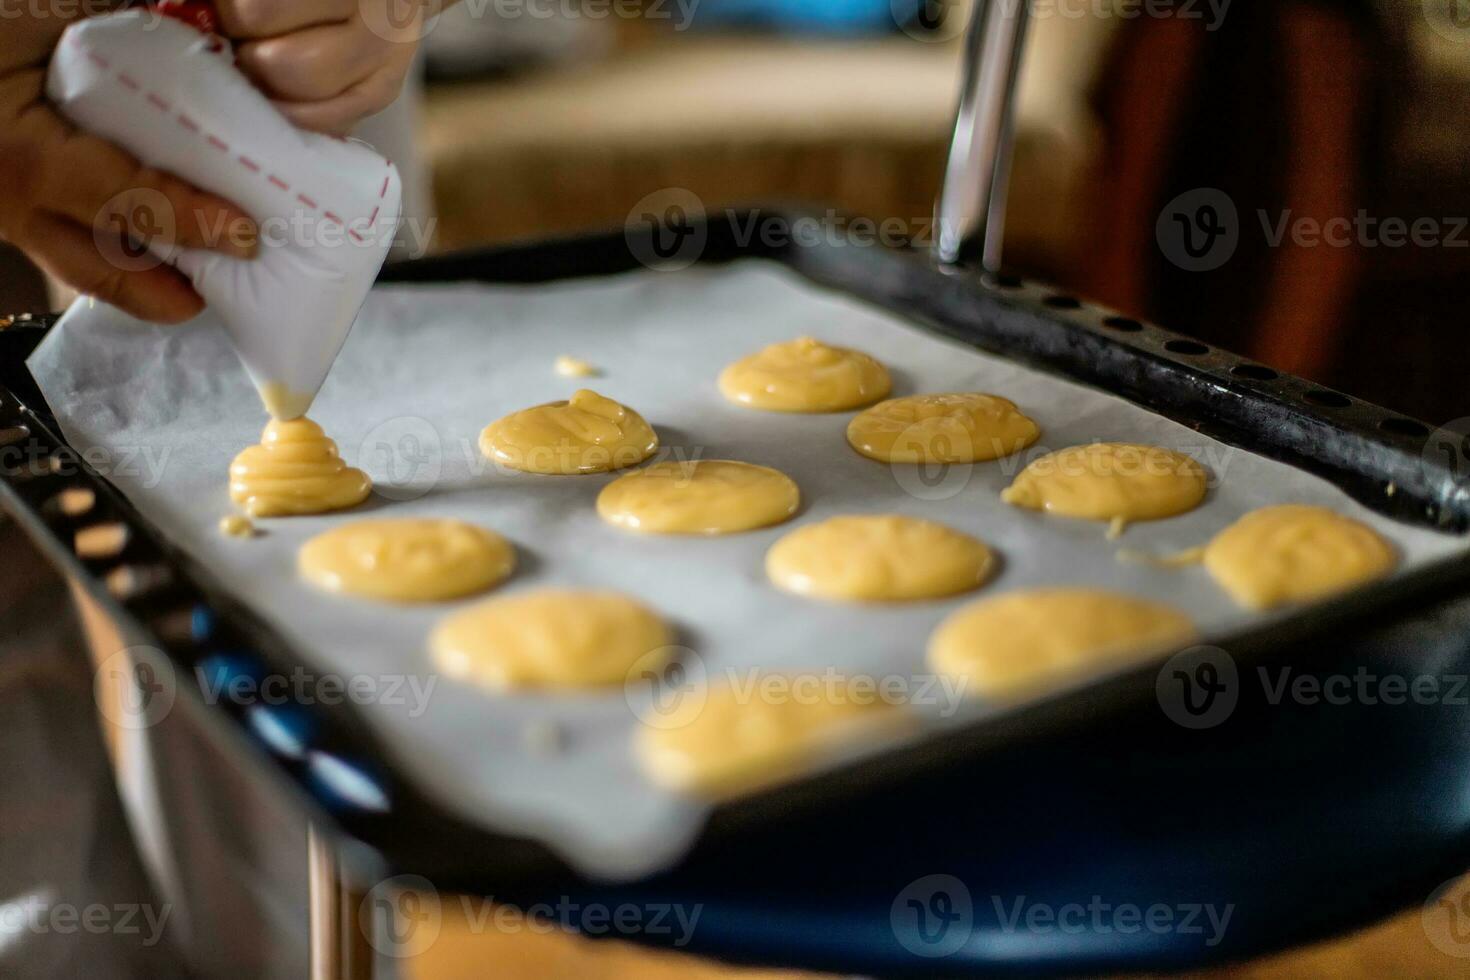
[46,3,405,419]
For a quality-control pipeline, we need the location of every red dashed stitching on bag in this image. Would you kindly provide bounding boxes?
[68,34,393,235]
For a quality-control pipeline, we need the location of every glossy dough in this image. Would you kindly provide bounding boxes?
[597,460,800,535]
[431,589,672,690]
[928,588,1197,699]
[1203,505,1396,610]
[228,418,371,517]
[766,514,993,601]
[298,519,515,602]
[1001,442,1207,523]
[847,392,1040,463]
[718,336,891,413]
[478,389,658,475]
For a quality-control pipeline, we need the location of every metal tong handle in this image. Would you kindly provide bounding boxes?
[934,0,1031,271]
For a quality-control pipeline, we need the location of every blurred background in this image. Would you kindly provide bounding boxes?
[8,0,1470,422]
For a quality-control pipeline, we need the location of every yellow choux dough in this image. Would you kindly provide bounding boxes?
[634,677,908,798]
[1203,504,1396,610]
[596,460,800,535]
[766,514,993,601]
[479,389,658,475]
[847,392,1040,463]
[718,336,891,413]
[228,418,371,517]
[298,519,515,603]
[1001,442,1207,527]
[431,589,672,690]
[928,588,1197,699]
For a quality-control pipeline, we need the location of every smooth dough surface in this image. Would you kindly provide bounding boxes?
[299,519,515,603]
[634,678,907,799]
[718,336,891,413]
[1204,504,1396,610]
[928,588,1197,699]
[597,460,800,535]
[1001,442,1207,524]
[766,514,993,601]
[847,392,1040,463]
[229,418,371,517]
[431,589,672,690]
[479,389,658,475]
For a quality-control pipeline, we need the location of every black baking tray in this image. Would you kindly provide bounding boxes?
[4,210,1470,976]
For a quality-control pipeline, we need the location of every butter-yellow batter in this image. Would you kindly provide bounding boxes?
[431,589,672,690]
[929,588,1197,699]
[634,677,907,798]
[766,514,993,601]
[554,355,598,378]
[1001,442,1207,527]
[1203,504,1396,610]
[847,392,1041,463]
[718,337,891,413]
[229,418,371,517]
[596,460,800,535]
[259,381,313,422]
[478,389,659,475]
[219,514,256,538]
[299,519,515,603]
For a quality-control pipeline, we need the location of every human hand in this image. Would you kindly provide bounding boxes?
[220,0,448,136]
[0,11,257,323]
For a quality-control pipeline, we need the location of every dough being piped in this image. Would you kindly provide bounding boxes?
[597,460,800,535]
[719,336,891,413]
[431,589,671,690]
[928,588,1197,699]
[1203,504,1396,610]
[847,392,1040,463]
[1001,442,1207,527]
[766,514,993,601]
[299,519,515,603]
[229,418,371,517]
[634,677,908,799]
[479,389,658,475]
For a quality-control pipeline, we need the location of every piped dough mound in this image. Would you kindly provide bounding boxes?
[766,514,993,602]
[1203,504,1396,610]
[299,519,515,602]
[1001,442,1207,524]
[928,588,1197,699]
[597,460,800,535]
[718,336,891,413]
[229,418,371,517]
[847,392,1040,463]
[478,389,658,475]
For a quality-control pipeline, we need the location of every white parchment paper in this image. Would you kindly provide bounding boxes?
[28,261,1468,879]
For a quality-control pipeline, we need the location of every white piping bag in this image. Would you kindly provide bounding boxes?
[46,6,403,419]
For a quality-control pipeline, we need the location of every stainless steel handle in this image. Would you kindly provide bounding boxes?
[934,0,1031,271]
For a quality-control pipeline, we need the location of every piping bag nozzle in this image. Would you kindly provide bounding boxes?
[46,9,403,420]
